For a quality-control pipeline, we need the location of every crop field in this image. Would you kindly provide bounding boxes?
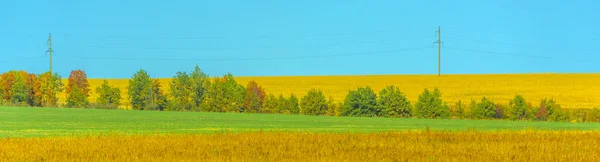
[68,74,600,109]
[2,131,600,161]
[2,107,600,161]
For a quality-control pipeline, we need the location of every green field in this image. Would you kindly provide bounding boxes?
[1,107,599,137]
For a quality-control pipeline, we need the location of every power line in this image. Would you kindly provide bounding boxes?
[0,56,46,64]
[79,36,434,51]
[445,46,592,62]
[65,47,430,62]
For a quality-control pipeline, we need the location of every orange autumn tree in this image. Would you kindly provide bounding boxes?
[34,72,63,107]
[65,70,90,108]
[243,81,266,113]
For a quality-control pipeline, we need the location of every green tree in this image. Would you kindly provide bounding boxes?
[66,85,88,108]
[275,94,291,114]
[150,79,168,111]
[378,85,412,118]
[190,65,209,109]
[288,93,300,114]
[201,73,245,112]
[243,81,265,113]
[168,71,193,111]
[341,87,379,117]
[128,69,153,110]
[10,72,27,104]
[451,100,465,119]
[35,72,63,107]
[262,94,276,114]
[509,95,528,120]
[65,70,90,108]
[326,96,338,116]
[541,98,567,122]
[472,97,496,119]
[95,80,121,108]
[414,88,450,119]
[300,89,328,116]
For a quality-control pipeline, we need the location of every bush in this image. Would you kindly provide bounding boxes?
[378,85,412,118]
[471,97,496,119]
[509,95,528,120]
[414,88,450,119]
[300,89,328,116]
[341,87,379,117]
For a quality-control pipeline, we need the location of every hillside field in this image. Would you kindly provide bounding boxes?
[1,106,599,138]
[65,74,600,109]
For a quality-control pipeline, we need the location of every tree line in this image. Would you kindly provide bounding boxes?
[1,66,599,123]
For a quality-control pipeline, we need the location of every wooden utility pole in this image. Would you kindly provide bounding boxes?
[437,26,441,76]
[47,33,53,73]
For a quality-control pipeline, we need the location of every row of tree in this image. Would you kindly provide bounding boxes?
[1,66,599,123]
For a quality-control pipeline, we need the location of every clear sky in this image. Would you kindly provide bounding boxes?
[1,0,599,78]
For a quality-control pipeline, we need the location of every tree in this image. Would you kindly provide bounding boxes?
[541,98,566,122]
[289,93,300,114]
[150,79,168,111]
[35,72,63,107]
[65,70,90,108]
[471,97,496,119]
[66,85,88,108]
[95,80,121,108]
[262,94,276,114]
[414,88,450,119]
[300,89,328,116]
[509,95,528,120]
[190,65,209,109]
[275,94,291,114]
[326,96,338,116]
[128,69,153,110]
[243,81,265,113]
[378,85,412,118]
[451,100,465,119]
[0,71,15,102]
[341,87,379,117]
[168,71,193,111]
[201,73,245,112]
[10,72,27,104]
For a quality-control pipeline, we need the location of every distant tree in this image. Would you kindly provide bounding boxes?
[509,95,528,120]
[378,85,412,118]
[262,93,276,114]
[471,97,496,119]
[128,69,153,110]
[414,88,450,119]
[275,94,290,114]
[451,100,465,119]
[326,96,338,116]
[243,81,265,113]
[201,73,245,112]
[66,85,88,108]
[35,72,63,107]
[0,71,16,101]
[495,104,507,119]
[545,98,567,122]
[150,79,168,111]
[65,70,90,108]
[341,87,379,117]
[300,89,328,116]
[10,72,27,104]
[25,73,38,106]
[190,65,209,109]
[168,71,193,111]
[288,93,300,114]
[95,80,121,108]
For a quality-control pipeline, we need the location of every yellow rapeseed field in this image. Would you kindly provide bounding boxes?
[65,74,600,109]
[1,131,599,161]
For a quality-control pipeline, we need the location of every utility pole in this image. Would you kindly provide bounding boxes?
[46,33,53,73]
[433,26,442,76]
[438,26,441,76]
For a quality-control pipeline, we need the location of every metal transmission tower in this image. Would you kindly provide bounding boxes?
[46,33,53,73]
[432,26,443,76]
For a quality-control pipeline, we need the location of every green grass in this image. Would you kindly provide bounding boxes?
[1,106,599,137]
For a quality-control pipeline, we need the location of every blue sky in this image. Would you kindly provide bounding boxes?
[1,0,599,78]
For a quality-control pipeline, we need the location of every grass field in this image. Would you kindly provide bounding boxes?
[1,106,599,138]
[65,74,600,109]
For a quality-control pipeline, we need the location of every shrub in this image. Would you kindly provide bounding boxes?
[471,97,496,119]
[341,87,379,117]
[300,89,328,116]
[378,85,412,118]
[414,88,450,119]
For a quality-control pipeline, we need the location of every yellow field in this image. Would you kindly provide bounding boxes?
[1,131,599,161]
[64,74,600,109]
